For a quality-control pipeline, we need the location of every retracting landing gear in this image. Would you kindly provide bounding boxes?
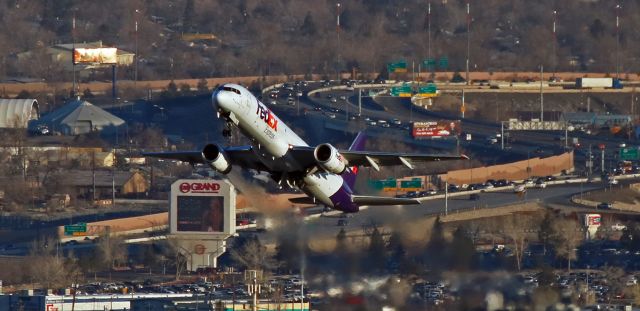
[222,122,232,138]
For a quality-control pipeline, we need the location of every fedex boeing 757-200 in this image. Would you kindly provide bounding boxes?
[144,83,467,213]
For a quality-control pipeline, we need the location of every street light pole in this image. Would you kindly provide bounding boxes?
[615,3,621,79]
[540,65,544,122]
[501,121,505,150]
[552,10,557,76]
[72,10,76,97]
[336,2,341,80]
[444,181,448,216]
[465,2,470,85]
[135,9,139,87]
[427,2,431,72]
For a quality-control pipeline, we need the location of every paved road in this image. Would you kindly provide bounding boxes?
[265,183,606,242]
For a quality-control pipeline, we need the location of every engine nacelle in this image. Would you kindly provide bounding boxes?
[314,143,347,174]
[202,144,232,174]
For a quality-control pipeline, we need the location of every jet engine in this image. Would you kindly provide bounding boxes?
[202,144,231,174]
[314,143,347,174]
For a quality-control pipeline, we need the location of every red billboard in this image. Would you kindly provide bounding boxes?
[412,120,461,138]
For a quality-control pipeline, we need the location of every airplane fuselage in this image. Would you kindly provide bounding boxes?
[213,84,358,212]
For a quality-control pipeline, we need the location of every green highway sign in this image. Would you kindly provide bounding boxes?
[438,56,449,70]
[64,223,87,236]
[620,148,639,160]
[400,180,422,189]
[387,61,408,73]
[424,58,436,70]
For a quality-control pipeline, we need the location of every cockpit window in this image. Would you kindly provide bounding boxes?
[221,86,241,95]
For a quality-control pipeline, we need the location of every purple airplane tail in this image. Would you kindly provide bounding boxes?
[342,131,366,190]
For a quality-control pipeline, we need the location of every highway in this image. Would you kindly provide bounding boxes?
[261,182,606,242]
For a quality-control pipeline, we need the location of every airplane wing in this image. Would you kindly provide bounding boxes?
[340,151,468,170]
[288,195,419,206]
[143,146,269,171]
[289,146,467,171]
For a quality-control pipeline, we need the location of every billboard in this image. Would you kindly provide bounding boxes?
[170,179,235,236]
[585,214,601,226]
[73,48,118,65]
[412,120,461,138]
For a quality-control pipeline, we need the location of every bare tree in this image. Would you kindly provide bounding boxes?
[96,230,128,277]
[502,214,537,271]
[165,236,188,280]
[230,235,273,271]
[551,218,583,272]
[25,237,83,289]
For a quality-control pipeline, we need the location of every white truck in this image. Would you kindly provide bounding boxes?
[575,77,623,89]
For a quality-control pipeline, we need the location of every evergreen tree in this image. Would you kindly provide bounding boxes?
[300,12,317,36]
[424,217,447,272]
[367,226,386,273]
[182,0,195,33]
[449,226,475,271]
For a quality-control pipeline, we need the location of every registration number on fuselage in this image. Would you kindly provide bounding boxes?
[263,127,275,139]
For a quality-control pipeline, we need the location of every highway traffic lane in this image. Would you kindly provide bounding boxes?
[299,184,604,239]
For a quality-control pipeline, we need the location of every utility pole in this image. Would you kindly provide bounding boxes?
[501,121,505,150]
[72,11,76,97]
[540,65,544,122]
[615,2,621,79]
[461,89,466,119]
[552,10,557,76]
[564,122,568,149]
[336,2,341,80]
[358,88,362,116]
[465,2,470,85]
[134,9,139,86]
[601,147,605,174]
[444,181,448,216]
[428,2,432,66]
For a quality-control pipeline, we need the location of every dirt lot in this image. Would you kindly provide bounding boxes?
[433,91,637,122]
[584,187,640,205]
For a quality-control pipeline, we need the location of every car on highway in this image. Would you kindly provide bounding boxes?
[469,193,480,201]
[513,184,526,193]
[327,113,336,119]
[535,180,547,188]
[392,118,402,125]
[597,202,613,209]
[339,95,347,101]
[330,97,337,103]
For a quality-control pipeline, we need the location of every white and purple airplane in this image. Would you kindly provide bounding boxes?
[145,83,467,213]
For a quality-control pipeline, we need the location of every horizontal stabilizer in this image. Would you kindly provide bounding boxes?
[351,195,420,206]
[289,197,317,205]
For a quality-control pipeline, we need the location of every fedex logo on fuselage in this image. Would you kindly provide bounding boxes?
[256,103,278,131]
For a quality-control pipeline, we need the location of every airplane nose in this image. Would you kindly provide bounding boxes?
[211,89,220,111]
[213,89,232,112]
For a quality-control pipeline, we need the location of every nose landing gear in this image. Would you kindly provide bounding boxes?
[222,122,232,138]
